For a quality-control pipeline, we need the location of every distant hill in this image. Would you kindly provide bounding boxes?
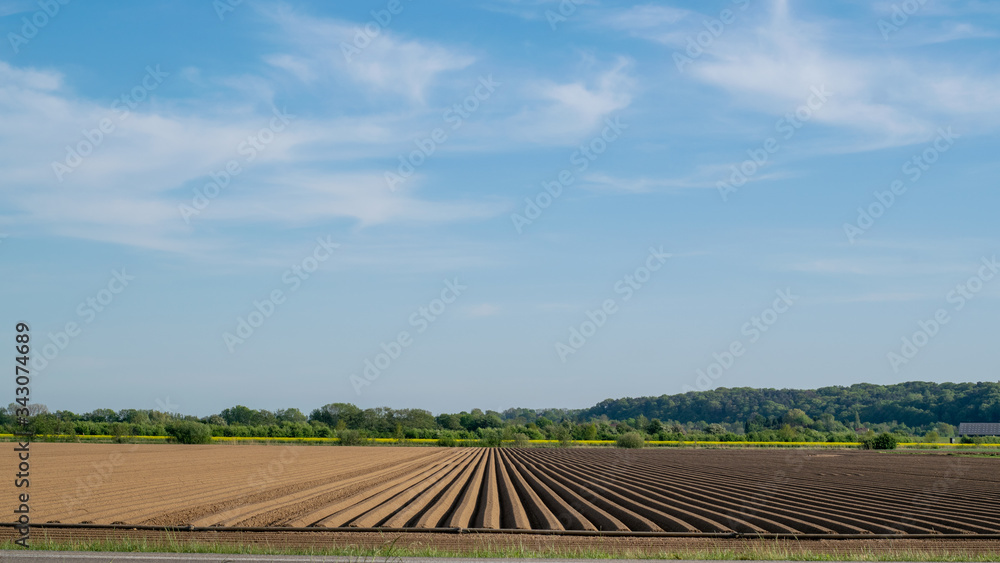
[574,381,1000,427]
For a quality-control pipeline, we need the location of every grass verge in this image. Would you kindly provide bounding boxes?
[2,535,999,561]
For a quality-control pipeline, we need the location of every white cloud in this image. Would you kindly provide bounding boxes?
[262,7,474,103]
[0,0,35,17]
[786,258,971,277]
[479,0,600,22]
[0,59,503,254]
[501,57,634,144]
[827,292,930,304]
[580,166,791,194]
[204,171,505,227]
[603,4,692,45]
[605,0,1000,151]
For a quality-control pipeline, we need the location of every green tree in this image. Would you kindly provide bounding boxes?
[166,421,212,444]
[646,418,664,435]
[616,432,645,448]
[220,405,255,425]
[276,408,307,423]
[783,408,813,427]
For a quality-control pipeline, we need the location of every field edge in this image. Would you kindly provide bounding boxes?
[3,529,1000,561]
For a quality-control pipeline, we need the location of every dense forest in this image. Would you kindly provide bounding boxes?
[577,381,1000,429]
[5,381,999,443]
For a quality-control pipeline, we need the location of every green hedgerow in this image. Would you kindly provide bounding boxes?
[859,432,898,450]
[337,429,367,446]
[616,431,645,449]
[165,421,212,444]
[437,434,458,447]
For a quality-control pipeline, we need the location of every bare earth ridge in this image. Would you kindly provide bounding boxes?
[7,443,1000,533]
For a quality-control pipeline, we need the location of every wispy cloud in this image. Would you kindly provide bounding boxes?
[262,6,475,104]
[602,4,692,45]
[826,292,930,304]
[0,57,501,254]
[580,166,792,194]
[602,0,1000,151]
[479,0,599,22]
[499,57,634,145]
[786,258,972,277]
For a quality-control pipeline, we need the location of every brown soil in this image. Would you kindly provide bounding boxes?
[7,443,1000,534]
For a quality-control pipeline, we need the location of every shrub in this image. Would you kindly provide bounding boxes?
[705,423,726,435]
[437,434,457,447]
[165,421,212,444]
[859,432,898,450]
[109,422,133,443]
[616,431,645,449]
[511,433,530,448]
[479,428,503,447]
[337,429,367,446]
[311,422,333,438]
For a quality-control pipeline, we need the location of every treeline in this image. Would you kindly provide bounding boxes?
[577,381,1000,429]
[3,381,997,443]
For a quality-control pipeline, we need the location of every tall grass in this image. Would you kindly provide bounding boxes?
[3,535,997,561]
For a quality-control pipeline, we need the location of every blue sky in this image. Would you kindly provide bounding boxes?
[2,0,998,416]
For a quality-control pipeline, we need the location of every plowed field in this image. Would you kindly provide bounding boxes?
[9,444,1000,534]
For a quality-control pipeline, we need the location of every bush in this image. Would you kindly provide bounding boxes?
[511,433,530,448]
[859,432,898,450]
[616,431,645,449]
[437,434,457,447]
[165,421,212,444]
[958,435,1000,444]
[479,428,503,447]
[337,429,367,446]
